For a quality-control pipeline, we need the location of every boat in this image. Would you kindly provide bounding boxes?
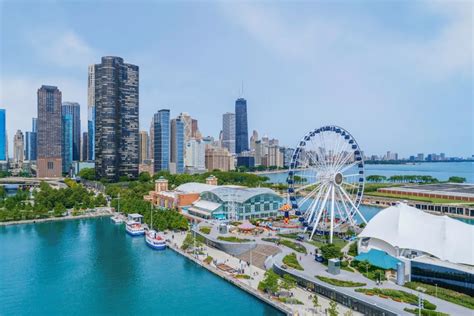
[145,206,166,250]
[111,193,124,224]
[125,213,145,236]
[111,215,124,224]
[145,230,166,250]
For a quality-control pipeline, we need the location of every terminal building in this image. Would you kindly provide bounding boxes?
[144,175,283,220]
[357,203,474,295]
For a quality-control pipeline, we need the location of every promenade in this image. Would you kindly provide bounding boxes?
[165,231,359,316]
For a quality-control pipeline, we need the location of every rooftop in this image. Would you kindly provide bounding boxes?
[380,183,474,199]
[207,186,282,203]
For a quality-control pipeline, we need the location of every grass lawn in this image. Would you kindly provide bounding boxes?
[282,253,304,270]
[199,226,211,234]
[316,276,366,287]
[405,281,474,310]
[365,191,468,204]
[355,288,437,310]
[279,238,307,254]
[307,236,347,249]
[217,236,252,243]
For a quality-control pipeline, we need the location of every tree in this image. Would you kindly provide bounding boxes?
[280,274,297,292]
[327,300,339,316]
[258,270,280,295]
[312,295,320,309]
[138,172,151,182]
[343,310,354,316]
[320,243,342,261]
[78,168,96,181]
[448,176,466,183]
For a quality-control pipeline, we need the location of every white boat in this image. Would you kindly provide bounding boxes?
[125,213,145,236]
[145,230,166,250]
[144,206,166,250]
[111,214,124,224]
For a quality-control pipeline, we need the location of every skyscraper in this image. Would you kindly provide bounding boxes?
[0,109,5,161]
[82,132,88,162]
[13,130,24,164]
[185,139,206,173]
[139,131,149,163]
[222,112,235,154]
[94,56,139,181]
[235,98,248,154]
[25,132,37,161]
[87,65,95,161]
[62,102,81,161]
[37,85,62,178]
[153,109,170,173]
[62,113,73,173]
[170,118,184,174]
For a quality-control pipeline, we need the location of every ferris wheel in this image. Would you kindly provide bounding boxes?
[287,125,367,243]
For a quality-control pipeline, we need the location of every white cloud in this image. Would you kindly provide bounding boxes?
[28,30,98,68]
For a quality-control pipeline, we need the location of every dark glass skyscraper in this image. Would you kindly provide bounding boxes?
[62,113,73,173]
[170,118,184,174]
[235,98,249,154]
[0,109,5,161]
[94,56,139,181]
[153,109,170,173]
[25,118,37,161]
[37,85,62,178]
[62,102,81,161]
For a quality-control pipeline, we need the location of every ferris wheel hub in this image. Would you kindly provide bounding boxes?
[334,172,343,185]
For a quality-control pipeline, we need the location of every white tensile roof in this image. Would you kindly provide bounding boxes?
[175,182,217,194]
[358,203,474,266]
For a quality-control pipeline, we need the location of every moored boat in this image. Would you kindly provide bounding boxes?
[125,213,145,236]
[145,230,166,250]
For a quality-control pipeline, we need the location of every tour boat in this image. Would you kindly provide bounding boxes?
[125,213,145,236]
[145,230,166,250]
[144,206,166,250]
[111,214,124,224]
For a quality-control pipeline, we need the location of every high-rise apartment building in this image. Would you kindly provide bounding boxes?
[13,130,24,164]
[153,109,170,173]
[170,118,184,174]
[61,102,81,161]
[0,109,6,161]
[205,147,234,171]
[139,131,149,163]
[62,113,73,173]
[37,85,62,177]
[87,65,95,161]
[235,98,248,154]
[222,112,235,154]
[94,56,139,181]
[25,118,37,161]
[82,132,88,161]
[185,139,206,173]
[250,130,258,151]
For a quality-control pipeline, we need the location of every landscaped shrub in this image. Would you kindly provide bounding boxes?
[217,236,252,243]
[316,276,366,287]
[199,226,211,234]
[282,253,304,271]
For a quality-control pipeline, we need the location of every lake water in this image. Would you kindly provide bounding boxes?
[264,162,474,184]
[0,218,282,316]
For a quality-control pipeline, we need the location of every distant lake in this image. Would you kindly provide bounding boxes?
[263,162,474,184]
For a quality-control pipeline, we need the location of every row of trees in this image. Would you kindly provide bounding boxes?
[367,174,466,184]
[0,181,107,222]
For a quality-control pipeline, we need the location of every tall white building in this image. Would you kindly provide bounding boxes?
[13,129,24,165]
[185,139,206,173]
[222,112,235,154]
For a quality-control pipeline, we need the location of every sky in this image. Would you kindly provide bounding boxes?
[0,0,473,158]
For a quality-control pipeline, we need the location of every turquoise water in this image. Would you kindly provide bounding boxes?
[264,162,474,184]
[0,218,282,316]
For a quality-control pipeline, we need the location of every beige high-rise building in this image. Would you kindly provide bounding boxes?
[205,147,234,171]
[13,130,24,165]
[267,145,284,168]
[139,131,149,163]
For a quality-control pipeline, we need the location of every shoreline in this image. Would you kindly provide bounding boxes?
[166,240,293,315]
[0,211,112,227]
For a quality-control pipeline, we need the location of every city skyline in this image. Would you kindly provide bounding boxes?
[0,1,472,158]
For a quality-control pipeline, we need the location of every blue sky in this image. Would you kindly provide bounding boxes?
[1,0,472,157]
